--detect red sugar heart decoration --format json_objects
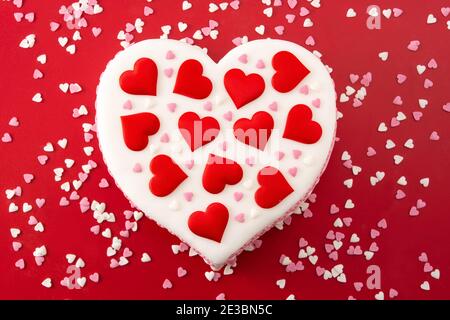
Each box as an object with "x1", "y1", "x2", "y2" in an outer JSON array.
[
  {"x1": 224, "y1": 68, "x2": 265, "y2": 109},
  {"x1": 119, "y1": 58, "x2": 158, "y2": 95},
  {"x1": 255, "y1": 166, "x2": 294, "y2": 209},
  {"x1": 149, "y1": 155, "x2": 187, "y2": 197},
  {"x1": 178, "y1": 112, "x2": 220, "y2": 151},
  {"x1": 203, "y1": 154, "x2": 243, "y2": 194},
  {"x1": 188, "y1": 203, "x2": 229, "y2": 243},
  {"x1": 283, "y1": 104, "x2": 322, "y2": 144},
  {"x1": 174, "y1": 59, "x2": 213, "y2": 99},
  {"x1": 120, "y1": 112, "x2": 160, "y2": 151},
  {"x1": 233, "y1": 111, "x2": 274, "y2": 150},
  {"x1": 272, "y1": 51, "x2": 310, "y2": 93}
]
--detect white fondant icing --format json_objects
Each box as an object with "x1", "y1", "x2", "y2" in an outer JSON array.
[{"x1": 96, "y1": 39, "x2": 337, "y2": 268}]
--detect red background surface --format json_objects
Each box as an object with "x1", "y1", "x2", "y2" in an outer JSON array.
[{"x1": 0, "y1": 0, "x2": 449, "y2": 299}]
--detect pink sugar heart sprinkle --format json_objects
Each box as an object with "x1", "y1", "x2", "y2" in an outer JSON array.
[
  {"x1": 184, "y1": 160, "x2": 194, "y2": 170},
  {"x1": 90, "y1": 225, "x2": 100, "y2": 235},
  {"x1": 325, "y1": 243, "x2": 334, "y2": 253},
  {"x1": 369, "y1": 242, "x2": 379, "y2": 252},
  {"x1": 15, "y1": 259, "x2": 25, "y2": 269},
  {"x1": 238, "y1": 54, "x2": 248, "y2": 64},
  {"x1": 203, "y1": 101, "x2": 213, "y2": 111},
  {"x1": 343, "y1": 217, "x2": 352, "y2": 226},
  {"x1": 110, "y1": 259, "x2": 119, "y2": 269},
  {"x1": 299, "y1": 238, "x2": 308, "y2": 248},
  {"x1": 14, "y1": 12, "x2": 24, "y2": 22},
  {"x1": 50, "y1": 21, "x2": 60, "y2": 31},
  {"x1": 28, "y1": 216, "x2": 38, "y2": 225},
  {"x1": 235, "y1": 213, "x2": 245, "y2": 223},
  {"x1": 418, "y1": 252, "x2": 428, "y2": 262},
  {"x1": 424, "y1": 79, "x2": 433, "y2": 89},
  {"x1": 288, "y1": 167, "x2": 298, "y2": 177},
  {"x1": 162, "y1": 279, "x2": 172, "y2": 289},
  {"x1": 274, "y1": 25, "x2": 285, "y2": 35},
  {"x1": 256, "y1": 59, "x2": 265, "y2": 69},
  {"x1": 230, "y1": 0, "x2": 240, "y2": 10},
  {"x1": 179, "y1": 243, "x2": 189, "y2": 252},
  {"x1": 133, "y1": 163, "x2": 142, "y2": 173},
  {"x1": 69, "y1": 191, "x2": 80, "y2": 200},
  {"x1": 412, "y1": 111, "x2": 423, "y2": 121},
  {"x1": 303, "y1": 209, "x2": 313, "y2": 218},
  {"x1": 144, "y1": 6, "x2": 153, "y2": 16},
  {"x1": 164, "y1": 68, "x2": 174, "y2": 77},
  {"x1": 167, "y1": 102, "x2": 177, "y2": 112},
  {"x1": 316, "y1": 266, "x2": 325, "y2": 277},
  {"x1": 326, "y1": 230, "x2": 335, "y2": 240},
  {"x1": 397, "y1": 74, "x2": 407, "y2": 84},
  {"x1": 233, "y1": 192, "x2": 243, "y2": 201},
  {"x1": 416, "y1": 199, "x2": 427, "y2": 209},
  {"x1": 177, "y1": 267, "x2": 187, "y2": 277},
  {"x1": 209, "y1": 19, "x2": 219, "y2": 29},
  {"x1": 223, "y1": 111, "x2": 233, "y2": 121},
  {"x1": 377, "y1": 218, "x2": 388, "y2": 229},
  {"x1": 286, "y1": 263, "x2": 297, "y2": 272},
  {"x1": 299, "y1": 7, "x2": 309, "y2": 16},
  {"x1": 92, "y1": 27, "x2": 102, "y2": 37},
  {"x1": 395, "y1": 189, "x2": 406, "y2": 200},
  {"x1": 122, "y1": 100, "x2": 132, "y2": 110},
  {"x1": 424, "y1": 263, "x2": 433, "y2": 273},
  {"x1": 305, "y1": 36, "x2": 315, "y2": 46},
  {"x1": 407, "y1": 40, "x2": 420, "y2": 51},
  {"x1": 330, "y1": 204, "x2": 339, "y2": 214},
  {"x1": 285, "y1": 14, "x2": 296, "y2": 23},
  {"x1": 389, "y1": 289, "x2": 399, "y2": 298},
  {"x1": 299, "y1": 85, "x2": 309, "y2": 94},
  {"x1": 393, "y1": 8, "x2": 403, "y2": 17},
  {"x1": 124, "y1": 210, "x2": 134, "y2": 220},
  {"x1": 429, "y1": 131, "x2": 440, "y2": 141},
  {"x1": 367, "y1": 147, "x2": 377, "y2": 157},
  {"x1": 354, "y1": 282, "x2": 364, "y2": 292},
  {"x1": 33, "y1": 69, "x2": 43, "y2": 79},
  {"x1": 393, "y1": 96, "x2": 403, "y2": 105},
  {"x1": 441, "y1": 7, "x2": 450, "y2": 17},
  {"x1": 23, "y1": 173, "x2": 34, "y2": 183},
  {"x1": 160, "y1": 133, "x2": 170, "y2": 143},
  {"x1": 89, "y1": 273, "x2": 99, "y2": 283},
  {"x1": 391, "y1": 117, "x2": 400, "y2": 127},
  {"x1": 370, "y1": 229, "x2": 380, "y2": 239},
  {"x1": 166, "y1": 50, "x2": 175, "y2": 60},
  {"x1": 183, "y1": 192, "x2": 193, "y2": 202},
  {"x1": 12, "y1": 241, "x2": 22, "y2": 251},
  {"x1": 409, "y1": 206, "x2": 420, "y2": 216},
  {"x1": 329, "y1": 251, "x2": 338, "y2": 261},
  {"x1": 335, "y1": 231, "x2": 345, "y2": 241},
  {"x1": 427, "y1": 58, "x2": 438, "y2": 69},
  {"x1": 268, "y1": 101, "x2": 278, "y2": 111},
  {"x1": 59, "y1": 197, "x2": 69, "y2": 206},
  {"x1": 35, "y1": 256, "x2": 45, "y2": 266},
  {"x1": 2, "y1": 133, "x2": 12, "y2": 143},
  {"x1": 99, "y1": 178, "x2": 109, "y2": 188},
  {"x1": 442, "y1": 103, "x2": 450, "y2": 112},
  {"x1": 119, "y1": 230, "x2": 129, "y2": 238},
  {"x1": 312, "y1": 98, "x2": 321, "y2": 108},
  {"x1": 35, "y1": 198, "x2": 45, "y2": 208},
  {"x1": 292, "y1": 149, "x2": 302, "y2": 159},
  {"x1": 201, "y1": 27, "x2": 211, "y2": 36},
  {"x1": 350, "y1": 74, "x2": 359, "y2": 83},
  {"x1": 275, "y1": 151, "x2": 285, "y2": 160},
  {"x1": 9, "y1": 117, "x2": 19, "y2": 126},
  {"x1": 123, "y1": 248, "x2": 133, "y2": 258}
]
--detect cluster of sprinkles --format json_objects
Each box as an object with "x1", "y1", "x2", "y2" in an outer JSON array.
[{"x1": 2, "y1": 0, "x2": 448, "y2": 300}]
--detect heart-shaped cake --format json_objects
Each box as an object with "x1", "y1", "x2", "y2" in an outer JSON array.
[{"x1": 96, "y1": 39, "x2": 337, "y2": 268}]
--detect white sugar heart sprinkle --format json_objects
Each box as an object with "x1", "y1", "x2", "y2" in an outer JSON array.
[{"x1": 41, "y1": 278, "x2": 52, "y2": 288}]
